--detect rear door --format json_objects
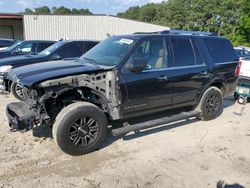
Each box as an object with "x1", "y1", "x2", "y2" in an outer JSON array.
[{"x1": 168, "y1": 36, "x2": 210, "y2": 107}]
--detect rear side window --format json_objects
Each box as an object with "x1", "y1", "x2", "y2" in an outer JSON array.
[
  {"x1": 57, "y1": 43, "x2": 83, "y2": 58},
  {"x1": 170, "y1": 38, "x2": 195, "y2": 67},
  {"x1": 84, "y1": 42, "x2": 98, "y2": 53},
  {"x1": 37, "y1": 42, "x2": 54, "y2": 53},
  {"x1": 203, "y1": 38, "x2": 237, "y2": 64}
]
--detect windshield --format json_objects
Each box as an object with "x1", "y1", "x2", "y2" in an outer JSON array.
[
  {"x1": 80, "y1": 36, "x2": 138, "y2": 66},
  {"x1": 5, "y1": 41, "x2": 23, "y2": 51},
  {"x1": 38, "y1": 41, "x2": 65, "y2": 56}
]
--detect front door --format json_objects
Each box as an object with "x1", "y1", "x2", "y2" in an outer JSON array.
[{"x1": 119, "y1": 37, "x2": 173, "y2": 118}]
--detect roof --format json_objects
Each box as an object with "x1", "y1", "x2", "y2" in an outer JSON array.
[
  {"x1": 0, "y1": 13, "x2": 22, "y2": 19},
  {"x1": 0, "y1": 38, "x2": 15, "y2": 41},
  {"x1": 58, "y1": 39, "x2": 100, "y2": 43}
]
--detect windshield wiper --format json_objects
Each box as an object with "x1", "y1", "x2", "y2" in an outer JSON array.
[{"x1": 81, "y1": 57, "x2": 100, "y2": 68}]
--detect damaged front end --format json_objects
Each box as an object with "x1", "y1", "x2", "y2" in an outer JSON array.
[
  {"x1": 6, "y1": 88, "x2": 46, "y2": 131},
  {"x1": 6, "y1": 70, "x2": 121, "y2": 131}
]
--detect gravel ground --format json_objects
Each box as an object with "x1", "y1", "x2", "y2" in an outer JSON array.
[{"x1": 0, "y1": 94, "x2": 249, "y2": 188}]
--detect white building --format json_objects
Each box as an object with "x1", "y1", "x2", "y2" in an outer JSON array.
[{"x1": 0, "y1": 14, "x2": 169, "y2": 40}]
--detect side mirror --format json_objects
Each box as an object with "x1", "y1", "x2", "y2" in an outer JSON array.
[
  {"x1": 51, "y1": 54, "x2": 62, "y2": 60},
  {"x1": 127, "y1": 58, "x2": 147, "y2": 72}
]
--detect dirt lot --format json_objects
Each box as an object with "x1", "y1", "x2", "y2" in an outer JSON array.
[{"x1": 0, "y1": 94, "x2": 249, "y2": 188}]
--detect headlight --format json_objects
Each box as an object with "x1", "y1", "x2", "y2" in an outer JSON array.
[{"x1": 0, "y1": 65, "x2": 12, "y2": 73}]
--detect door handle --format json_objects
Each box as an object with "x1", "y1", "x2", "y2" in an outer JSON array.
[{"x1": 158, "y1": 75, "x2": 168, "y2": 82}]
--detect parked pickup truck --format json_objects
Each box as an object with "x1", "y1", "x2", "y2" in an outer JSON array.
[
  {"x1": 6, "y1": 30, "x2": 239, "y2": 156},
  {"x1": 0, "y1": 40, "x2": 99, "y2": 100}
]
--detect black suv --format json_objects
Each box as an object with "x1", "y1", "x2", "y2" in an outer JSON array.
[
  {"x1": 0, "y1": 40, "x2": 99, "y2": 99},
  {"x1": 0, "y1": 40, "x2": 55, "y2": 59},
  {"x1": 6, "y1": 30, "x2": 239, "y2": 156}
]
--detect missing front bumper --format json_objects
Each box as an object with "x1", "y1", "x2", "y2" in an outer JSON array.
[{"x1": 6, "y1": 102, "x2": 38, "y2": 131}]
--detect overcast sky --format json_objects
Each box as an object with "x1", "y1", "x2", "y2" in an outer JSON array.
[{"x1": 0, "y1": 0, "x2": 164, "y2": 15}]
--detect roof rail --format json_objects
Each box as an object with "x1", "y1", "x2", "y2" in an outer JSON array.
[
  {"x1": 133, "y1": 31, "x2": 160, "y2": 35},
  {"x1": 166, "y1": 30, "x2": 217, "y2": 36},
  {"x1": 133, "y1": 30, "x2": 217, "y2": 36}
]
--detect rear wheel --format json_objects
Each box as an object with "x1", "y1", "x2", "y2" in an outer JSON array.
[
  {"x1": 196, "y1": 87, "x2": 223, "y2": 121},
  {"x1": 237, "y1": 96, "x2": 247, "y2": 105},
  {"x1": 52, "y1": 102, "x2": 108, "y2": 156},
  {"x1": 10, "y1": 82, "x2": 24, "y2": 101}
]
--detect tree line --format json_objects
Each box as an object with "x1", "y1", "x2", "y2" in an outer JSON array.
[
  {"x1": 117, "y1": 0, "x2": 250, "y2": 46},
  {"x1": 24, "y1": 6, "x2": 92, "y2": 15},
  {"x1": 23, "y1": 1, "x2": 250, "y2": 46}
]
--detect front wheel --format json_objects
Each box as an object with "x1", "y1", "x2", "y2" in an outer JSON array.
[
  {"x1": 10, "y1": 82, "x2": 24, "y2": 101},
  {"x1": 52, "y1": 102, "x2": 108, "y2": 156},
  {"x1": 196, "y1": 87, "x2": 223, "y2": 121}
]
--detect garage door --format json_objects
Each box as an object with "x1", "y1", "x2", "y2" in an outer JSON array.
[{"x1": 0, "y1": 26, "x2": 13, "y2": 39}]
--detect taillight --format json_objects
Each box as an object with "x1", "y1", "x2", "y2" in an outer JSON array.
[{"x1": 235, "y1": 61, "x2": 242, "y2": 76}]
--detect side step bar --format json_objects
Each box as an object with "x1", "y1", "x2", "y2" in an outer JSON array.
[{"x1": 111, "y1": 110, "x2": 200, "y2": 137}]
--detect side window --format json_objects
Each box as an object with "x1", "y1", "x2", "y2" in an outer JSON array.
[
  {"x1": 56, "y1": 43, "x2": 83, "y2": 58},
  {"x1": 170, "y1": 38, "x2": 195, "y2": 67},
  {"x1": 15, "y1": 42, "x2": 34, "y2": 54},
  {"x1": 37, "y1": 43, "x2": 53, "y2": 53},
  {"x1": 84, "y1": 42, "x2": 98, "y2": 53},
  {"x1": 192, "y1": 40, "x2": 204, "y2": 65},
  {"x1": 132, "y1": 38, "x2": 166, "y2": 69},
  {"x1": 204, "y1": 38, "x2": 238, "y2": 64},
  {"x1": 0, "y1": 40, "x2": 13, "y2": 47}
]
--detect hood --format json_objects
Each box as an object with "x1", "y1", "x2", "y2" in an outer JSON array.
[
  {"x1": 0, "y1": 51, "x2": 11, "y2": 59},
  {"x1": 0, "y1": 54, "x2": 45, "y2": 66},
  {"x1": 7, "y1": 60, "x2": 109, "y2": 87}
]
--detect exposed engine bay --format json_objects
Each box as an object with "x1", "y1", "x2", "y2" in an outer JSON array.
[{"x1": 7, "y1": 70, "x2": 122, "y2": 131}]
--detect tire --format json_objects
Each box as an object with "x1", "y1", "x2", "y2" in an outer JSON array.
[
  {"x1": 52, "y1": 102, "x2": 108, "y2": 156},
  {"x1": 195, "y1": 87, "x2": 223, "y2": 121},
  {"x1": 10, "y1": 82, "x2": 24, "y2": 101},
  {"x1": 237, "y1": 96, "x2": 247, "y2": 105},
  {"x1": 233, "y1": 92, "x2": 239, "y2": 100}
]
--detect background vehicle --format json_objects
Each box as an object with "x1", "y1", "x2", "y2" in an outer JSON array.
[
  {"x1": 0, "y1": 40, "x2": 99, "y2": 100},
  {"x1": 234, "y1": 50, "x2": 250, "y2": 105},
  {"x1": 234, "y1": 47, "x2": 250, "y2": 59},
  {"x1": 0, "y1": 40, "x2": 55, "y2": 59},
  {"x1": 5, "y1": 30, "x2": 239, "y2": 156},
  {"x1": 0, "y1": 38, "x2": 16, "y2": 51}
]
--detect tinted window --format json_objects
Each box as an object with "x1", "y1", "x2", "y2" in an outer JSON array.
[
  {"x1": 84, "y1": 42, "x2": 98, "y2": 53},
  {"x1": 132, "y1": 38, "x2": 166, "y2": 69},
  {"x1": 170, "y1": 38, "x2": 195, "y2": 67},
  {"x1": 204, "y1": 38, "x2": 237, "y2": 64},
  {"x1": 0, "y1": 40, "x2": 13, "y2": 47},
  {"x1": 56, "y1": 43, "x2": 83, "y2": 58},
  {"x1": 192, "y1": 40, "x2": 204, "y2": 65},
  {"x1": 37, "y1": 42, "x2": 54, "y2": 53}
]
